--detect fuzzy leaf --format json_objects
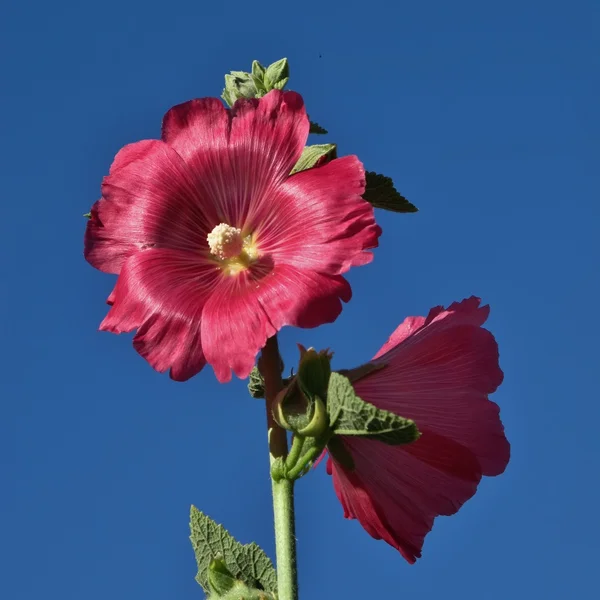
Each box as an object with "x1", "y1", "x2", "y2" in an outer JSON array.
[
  {"x1": 327, "y1": 373, "x2": 420, "y2": 445},
  {"x1": 308, "y1": 120, "x2": 328, "y2": 134},
  {"x1": 190, "y1": 507, "x2": 277, "y2": 594},
  {"x1": 210, "y1": 583, "x2": 276, "y2": 600},
  {"x1": 222, "y1": 73, "x2": 258, "y2": 106},
  {"x1": 363, "y1": 171, "x2": 418, "y2": 213},
  {"x1": 272, "y1": 77, "x2": 289, "y2": 90},
  {"x1": 251, "y1": 60, "x2": 266, "y2": 80},
  {"x1": 248, "y1": 367, "x2": 265, "y2": 399},
  {"x1": 264, "y1": 58, "x2": 289, "y2": 89},
  {"x1": 291, "y1": 144, "x2": 336, "y2": 174}
]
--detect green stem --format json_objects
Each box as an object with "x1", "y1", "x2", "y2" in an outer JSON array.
[
  {"x1": 260, "y1": 335, "x2": 299, "y2": 600},
  {"x1": 285, "y1": 444, "x2": 323, "y2": 481},
  {"x1": 284, "y1": 435, "x2": 304, "y2": 471},
  {"x1": 271, "y1": 477, "x2": 297, "y2": 600}
]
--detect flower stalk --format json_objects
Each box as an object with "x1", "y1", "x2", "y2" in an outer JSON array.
[{"x1": 260, "y1": 335, "x2": 299, "y2": 600}]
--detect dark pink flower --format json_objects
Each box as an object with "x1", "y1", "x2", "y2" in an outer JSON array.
[
  {"x1": 326, "y1": 297, "x2": 509, "y2": 563},
  {"x1": 84, "y1": 91, "x2": 381, "y2": 382}
]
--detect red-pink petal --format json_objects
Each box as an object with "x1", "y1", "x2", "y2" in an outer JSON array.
[
  {"x1": 253, "y1": 155, "x2": 381, "y2": 275},
  {"x1": 201, "y1": 263, "x2": 351, "y2": 382},
  {"x1": 100, "y1": 249, "x2": 221, "y2": 381},
  {"x1": 356, "y1": 297, "x2": 509, "y2": 476},
  {"x1": 84, "y1": 140, "x2": 212, "y2": 274},
  {"x1": 86, "y1": 92, "x2": 382, "y2": 381},
  {"x1": 162, "y1": 91, "x2": 308, "y2": 228},
  {"x1": 329, "y1": 433, "x2": 482, "y2": 563}
]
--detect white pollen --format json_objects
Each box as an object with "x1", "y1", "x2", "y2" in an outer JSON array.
[{"x1": 207, "y1": 223, "x2": 244, "y2": 260}]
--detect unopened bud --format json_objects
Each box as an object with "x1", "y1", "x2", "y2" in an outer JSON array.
[{"x1": 297, "y1": 344, "x2": 332, "y2": 401}]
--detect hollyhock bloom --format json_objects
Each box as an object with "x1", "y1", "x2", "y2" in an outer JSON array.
[
  {"x1": 327, "y1": 297, "x2": 510, "y2": 563},
  {"x1": 84, "y1": 90, "x2": 380, "y2": 382}
]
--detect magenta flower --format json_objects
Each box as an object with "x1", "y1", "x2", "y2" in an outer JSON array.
[
  {"x1": 327, "y1": 297, "x2": 510, "y2": 563},
  {"x1": 84, "y1": 90, "x2": 381, "y2": 382}
]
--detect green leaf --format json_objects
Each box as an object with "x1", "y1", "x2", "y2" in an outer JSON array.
[
  {"x1": 264, "y1": 58, "x2": 289, "y2": 90},
  {"x1": 363, "y1": 171, "x2": 418, "y2": 213},
  {"x1": 308, "y1": 120, "x2": 328, "y2": 134},
  {"x1": 248, "y1": 367, "x2": 265, "y2": 399},
  {"x1": 210, "y1": 583, "x2": 276, "y2": 600},
  {"x1": 190, "y1": 506, "x2": 277, "y2": 595},
  {"x1": 272, "y1": 76, "x2": 289, "y2": 90},
  {"x1": 251, "y1": 60, "x2": 266, "y2": 80},
  {"x1": 221, "y1": 72, "x2": 258, "y2": 107},
  {"x1": 326, "y1": 373, "x2": 420, "y2": 445},
  {"x1": 290, "y1": 143, "x2": 336, "y2": 174}
]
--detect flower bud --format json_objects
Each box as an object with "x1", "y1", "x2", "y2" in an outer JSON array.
[
  {"x1": 297, "y1": 344, "x2": 332, "y2": 401},
  {"x1": 274, "y1": 379, "x2": 330, "y2": 440}
]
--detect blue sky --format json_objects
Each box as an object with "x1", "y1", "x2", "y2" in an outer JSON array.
[{"x1": 1, "y1": 1, "x2": 598, "y2": 598}]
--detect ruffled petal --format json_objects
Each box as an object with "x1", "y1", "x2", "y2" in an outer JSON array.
[
  {"x1": 252, "y1": 155, "x2": 381, "y2": 275},
  {"x1": 355, "y1": 297, "x2": 509, "y2": 476},
  {"x1": 329, "y1": 433, "x2": 482, "y2": 563},
  {"x1": 100, "y1": 249, "x2": 221, "y2": 381},
  {"x1": 162, "y1": 91, "x2": 309, "y2": 228},
  {"x1": 201, "y1": 263, "x2": 351, "y2": 382},
  {"x1": 84, "y1": 140, "x2": 212, "y2": 274}
]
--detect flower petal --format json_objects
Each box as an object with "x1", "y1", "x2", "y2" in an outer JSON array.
[
  {"x1": 84, "y1": 140, "x2": 212, "y2": 274},
  {"x1": 329, "y1": 433, "x2": 482, "y2": 563},
  {"x1": 100, "y1": 249, "x2": 221, "y2": 381},
  {"x1": 201, "y1": 264, "x2": 351, "y2": 382},
  {"x1": 162, "y1": 91, "x2": 309, "y2": 228},
  {"x1": 355, "y1": 297, "x2": 509, "y2": 476},
  {"x1": 252, "y1": 155, "x2": 380, "y2": 275}
]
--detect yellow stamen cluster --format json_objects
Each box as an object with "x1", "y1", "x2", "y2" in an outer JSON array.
[{"x1": 207, "y1": 223, "x2": 259, "y2": 275}]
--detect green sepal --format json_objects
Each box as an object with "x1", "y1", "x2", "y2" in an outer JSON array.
[
  {"x1": 296, "y1": 345, "x2": 332, "y2": 401},
  {"x1": 251, "y1": 60, "x2": 266, "y2": 81},
  {"x1": 291, "y1": 144, "x2": 337, "y2": 175},
  {"x1": 208, "y1": 556, "x2": 237, "y2": 596},
  {"x1": 222, "y1": 72, "x2": 258, "y2": 107},
  {"x1": 248, "y1": 367, "x2": 265, "y2": 399},
  {"x1": 83, "y1": 212, "x2": 91, "y2": 219},
  {"x1": 273, "y1": 379, "x2": 311, "y2": 433},
  {"x1": 308, "y1": 120, "x2": 328, "y2": 134},
  {"x1": 190, "y1": 506, "x2": 277, "y2": 595},
  {"x1": 222, "y1": 58, "x2": 289, "y2": 107},
  {"x1": 296, "y1": 395, "x2": 328, "y2": 437},
  {"x1": 274, "y1": 376, "x2": 330, "y2": 440},
  {"x1": 208, "y1": 559, "x2": 276, "y2": 600},
  {"x1": 363, "y1": 171, "x2": 418, "y2": 213},
  {"x1": 326, "y1": 372, "x2": 420, "y2": 445},
  {"x1": 209, "y1": 582, "x2": 276, "y2": 600},
  {"x1": 264, "y1": 58, "x2": 289, "y2": 91}
]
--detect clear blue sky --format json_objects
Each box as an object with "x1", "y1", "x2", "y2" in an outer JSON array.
[{"x1": 1, "y1": 1, "x2": 598, "y2": 598}]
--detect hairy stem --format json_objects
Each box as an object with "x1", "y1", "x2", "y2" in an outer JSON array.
[{"x1": 260, "y1": 335, "x2": 298, "y2": 600}]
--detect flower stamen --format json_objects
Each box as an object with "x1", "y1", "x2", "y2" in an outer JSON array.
[{"x1": 207, "y1": 223, "x2": 258, "y2": 275}]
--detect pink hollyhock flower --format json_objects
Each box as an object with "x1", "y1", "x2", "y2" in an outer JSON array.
[
  {"x1": 327, "y1": 297, "x2": 510, "y2": 563},
  {"x1": 84, "y1": 90, "x2": 380, "y2": 382}
]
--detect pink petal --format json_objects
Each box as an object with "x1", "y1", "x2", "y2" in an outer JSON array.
[
  {"x1": 84, "y1": 140, "x2": 212, "y2": 274},
  {"x1": 201, "y1": 263, "x2": 351, "y2": 382},
  {"x1": 100, "y1": 249, "x2": 221, "y2": 381},
  {"x1": 329, "y1": 433, "x2": 482, "y2": 563},
  {"x1": 355, "y1": 297, "x2": 509, "y2": 476},
  {"x1": 162, "y1": 90, "x2": 309, "y2": 228},
  {"x1": 254, "y1": 155, "x2": 381, "y2": 275}
]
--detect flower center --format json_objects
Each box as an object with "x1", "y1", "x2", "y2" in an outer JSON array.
[
  {"x1": 207, "y1": 223, "x2": 258, "y2": 274},
  {"x1": 207, "y1": 223, "x2": 244, "y2": 259}
]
